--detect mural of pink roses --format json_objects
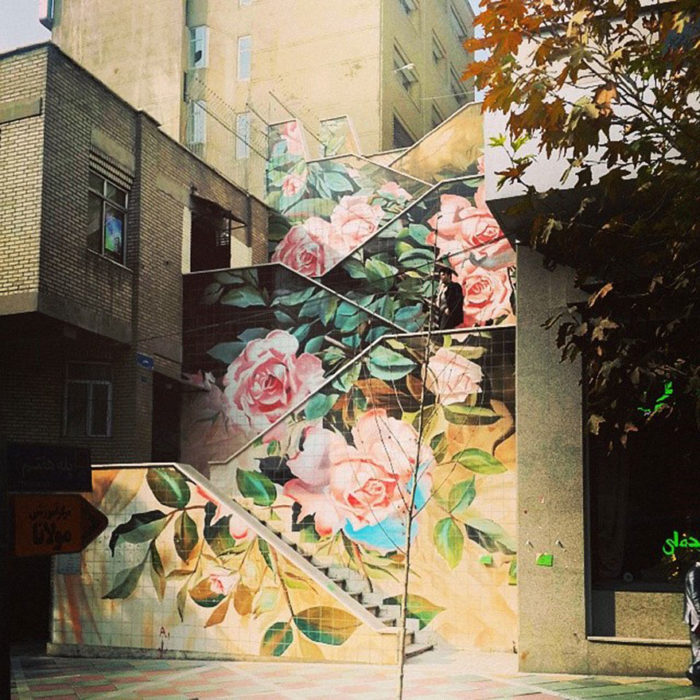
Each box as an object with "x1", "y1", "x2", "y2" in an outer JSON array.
[
  {"x1": 281, "y1": 172, "x2": 306, "y2": 198},
  {"x1": 329, "y1": 195, "x2": 385, "y2": 251},
  {"x1": 426, "y1": 347, "x2": 483, "y2": 404},
  {"x1": 195, "y1": 485, "x2": 250, "y2": 540},
  {"x1": 283, "y1": 410, "x2": 433, "y2": 549},
  {"x1": 271, "y1": 218, "x2": 341, "y2": 277},
  {"x1": 457, "y1": 264, "x2": 513, "y2": 328},
  {"x1": 278, "y1": 121, "x2": 305, "y2": 156},
  {"x1": 427, "y1": 194, "x2": 515, "y2": 270},
  {"x1": 378, "y1": 181, "x2": 412, "y2": 202},
  {"x1": 207, "y1": 567, "x2": 238, "y2": 596},
  {"x1": 224, "y1": 330, "x2": 324, "y2": 434}
]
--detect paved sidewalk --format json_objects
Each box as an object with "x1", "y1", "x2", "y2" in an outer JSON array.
[{"x1": 10, "y1": 647, "x2": 700, "y2": 699}]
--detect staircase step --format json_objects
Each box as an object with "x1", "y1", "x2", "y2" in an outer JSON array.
[
  {"x1": 378, "y1": 604, "x2": 401, "y2": 619},
  {"x1": 360, "y1": 592, "x2": 384, "y2": 606},
  {"x1": 404, "y1": 641, "x2": 434, "y2": 660},
  {"x1": 326, "y1": 565, "x2": 362, "y2": 581}
]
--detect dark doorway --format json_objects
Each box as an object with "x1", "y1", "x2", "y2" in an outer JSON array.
[
  {"x1": 190, "y1": 197, "x2": 236, "y2": 272},
  {"x1": 9, "y1": 554, "x2": 51, "y2": 645},
  {"x1": 151, "y1": 373, "x2": 181, "y2": 462}
]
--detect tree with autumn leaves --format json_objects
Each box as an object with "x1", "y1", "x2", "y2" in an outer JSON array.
[{"x1": 465, "y1": 0, "x2": 699, "y2": 449}]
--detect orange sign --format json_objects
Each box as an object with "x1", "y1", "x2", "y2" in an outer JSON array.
[{"x1": 12, "y1": 494, "x2": 108, "y2": 557}]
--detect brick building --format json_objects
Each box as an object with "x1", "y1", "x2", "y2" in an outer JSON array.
[{"x1": 0, "y1": 42, "x2": 269, "y2": 467}]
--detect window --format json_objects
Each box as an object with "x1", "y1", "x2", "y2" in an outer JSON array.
[
  {"x1": 449, "y1": 5, "x2": 469, "y2": 42},
  {"x1": 236, "y1": 112, "x2": 251, "y2": 159},
  {"x1": 187, "y1": 100, "x2": 206, "y2": 144},
  {"x1": 392, "y1": 115, "x2": 415, "y2": 149},
  {"x1": 189, "y1": 26, "x2": 208, "y2": 68},
  {"x1": 238, "y1": 35, "x2": 252, "y2": 80},
  {"x1": 450, "y1": 67, "x2": 468, "y2": 106},
  {"x1": 39, "y1": 0, "x2": 55, "y2": 28},
  {"x1": 432, "y1": 35, "x2": 446, "y2": 65},
  {"x1": 398, "y1": 0, "x2": 417, "y2": 15},
  {"x1": 88, "y1": 171, "x2": 128, "y2": 264},
  {"x1": 239, "y1": 0, "x2": 253, "y2": 5},
  {"x1": 393, "y1": 45, "x2": 418, "y2": 94},
  {"x1": 64, "y1": 363, "x2": 112, "y2": 437},
  {"x1": 431, "y1": 104, "x2": 444, "y2": 129}
]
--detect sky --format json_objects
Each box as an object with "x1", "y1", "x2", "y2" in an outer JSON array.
[{"x1": 1, "y1": 0, "x2": 52, "y2": 53}]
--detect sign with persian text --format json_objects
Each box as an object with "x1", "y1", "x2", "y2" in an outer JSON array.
[{"x1": 7, "y1": 442, "x2": 91, "y2": 493}]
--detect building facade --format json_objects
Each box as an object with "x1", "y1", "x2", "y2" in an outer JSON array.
[{"x1": 44, "y1": 0, "x2": 474, "y2": 197}]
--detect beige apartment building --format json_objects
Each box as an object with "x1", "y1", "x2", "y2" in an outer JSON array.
[{"x1": 44, "y1": 0, "x2": 474, "y2": 197}]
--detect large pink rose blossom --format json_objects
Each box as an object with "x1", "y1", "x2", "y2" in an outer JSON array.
[
  {"x1": 281, "y1": 172, "x2": 306, "y2": 198},
  {"x1": 378, "y1": 182, "x2": 412, "y2": 202},
  {"x1": 283, "y1": 410, "x2": 434, "y2": 538},
  {"x1": 224, "y1": 330, "x2": 324, "y2": 434},
  {"x1": 426, "y1": 348, "x2": 483, "y2": 404},
  {"x1": 279, "y1": 121, "x2": 304, "y2": 156},
  {"x1": 271, "y1": 218, "x2": 340, "y2": 277},
  {"x1": 207, "y1": 568, "x2": 238, "y2": 596},
  {"x1": 427, "y1": 194, "x2": 515, "y2": 270},
  {"x1": 457, "y1": 264, "x2": 514, "y2": 327},
  {"x1": 329, "y1": 195, "x2": 385, "y2": 251}
]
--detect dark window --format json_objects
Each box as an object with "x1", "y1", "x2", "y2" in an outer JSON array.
[
  {"x1": 88, "y1": 171, "x2": 128, "y2": 264},
  {"x1": 393, "y1": 116, "x2": 415, "y2": 149},
  {"x1": 190, "y1": 197, "x2": 237, "y2": 272},
  {"x1": 64, "y1": 363, "x2": 112, "y2": 437}
]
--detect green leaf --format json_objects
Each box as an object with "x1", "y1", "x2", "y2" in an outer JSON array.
[
  {"x1": 342, "y1": 257, "x2": 368, "y2": 279},
  {"x1": 382, "y1": 594, "x2": 445, "y2": 630},
  {"x1": 433, "y1": 517, "x2": 464, "y2": 569},
  {"x1": 202, "y1": 282, "x2": 223, "y2": 305},
  {"x1": 214, "y1": 271, "x2": 246, "y2": 285},
  {"x1": 465, "y1": 518, "x2": 506, "y2": 538},
  {"x1": 221, "y1": 286, "x2": 266, "y2": 308},
  {"x1": 394, "y1": 303, "x2": 424, "y2": 331},
  {"x1": 239, "y1": 327, "x2": 269, "y2": 342},
  {"x1": 284, "y1": 198, "x2": 337, "y2": 220},
  {"x1": 149, "y1": 543, "x2": 166, "y2": 601},
  {"x1": 174, "y1": 511, "x2": 199, "y2": 563},
  {"x1": 304, "y1": 335, "x2": 325, "y2": 354},
  {"x1": 453, "y1": 448, "x2": 507, "y2": 474},
  {"x1": 109, "y1": 510, "x2": 169, "y2": 555},
  {"x1": 332, "y1": 361, "x2": 361, "y2": 393},
  {"x1": 448, "y1": 478, "x2": 476, "y2": 517},
  {"x1": 430, "y1": 432, "x2": 448, "y2": 463},
  {"x1": 443, "y1": 404, "x2": 501, "y2": 426},
  {"x1": 261, "y1": 621, "x2": 294, "y2": 657},
  {"x1": 207, "y1": 341, "x2": 246, "y2": 364},
  {"x1": 304, "y1": 392, "x2": 339, "y2": 420},
  {"x1": 398, "y1": 223, "x2": 430, "y2": 245},
  {"x1": 147, "y1": 467, "x2": 191, "y2": 508},
  {"x1": 102, "y1": 560, "x2": 146, "y2": 599},
  {"x1": 365, "y1": 258, "x2": 397, "y2": 292},
  {"x1": 333, "y1": 301, "x2": 368, "y2": 332},
  {"x1": 176, "y1": 580, "x2": 189, "y2": 620},
  {"x1": 398, "y1": 246, "x2": 434, "y2": 271},
  {"x1": 508, "y1": 557, "x2": 518, "y2": 585},
  {"x1": 272, "y1": 287, "x2": 315, "y2": 307},
  {"x1": 323, "y1": 171, "x2": 354, "y2": 192},
  {"x1": 258, "y1": 538, "x2": 275, "y2": 572},
  {"x1": 300, "y1": 294, "x2": 338, "y2": 325},
  {"x1": 368, "y1": 345, "x2": 416, "y2": 381},
  {"x1": 236, "y1": 469, "x2": 277, "y2": 506},
  {"x1": 203, "y1": 502, "x2": 237, "y2": 556},
  {"x1": 293, "y1": 606, "x2": 361, "y2": 646}
]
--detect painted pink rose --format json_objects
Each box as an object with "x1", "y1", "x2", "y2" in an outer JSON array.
[
  {"x1": 457, "y1": 264, "x2": 513, "y2": 327},
  {"x1": 207, "y1": 567, "x2": 238, "y2": 596},
  {"x1": 224, "y1": 330, "x2": 324, "y2": 434},
  {"x1": 427, "y1": 194, "x2": 514, "y2": 270},
  {"x1": 329, "y1": 195, "x2": 385, "y2": 251},
  {"x1": 378, "y1": 181, "x2": 412, "y2": 202},
  {"x1": 281, "y1": 172, "x2": 306, "y2": 198},
  {"x1": 283, "y1": 410, "x2": 434, "y2": 538},
  {"x1": 271, "y1": 218, "x2": 340, "y2": 277},
  {"x1": 426, "y1": 348, "x2": 482, "y2": 405},
  {"x1": 279, "y1": 121, "x2": 304, "y2": 156}
]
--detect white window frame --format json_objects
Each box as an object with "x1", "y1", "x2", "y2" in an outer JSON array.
[
  {"x1": 88, "y1": 171, "x2": 128, "y2": 265},
  {"x1": 432, "y1": 34, "x2": 446, "y2": 65},
  {"x1": 236, "y1": 112, "x2": 251, "y2": 159},
  {"x1": 188, "y1": 100, "x2": 206, "y2": 144},
  {"x1": 450, "y1": 5, "x2": 469, "y2": 42},
  {"x1": 189, "y1": 26, "x2": 209, "y2": 69},
  {"x1": 237, "y1": 35, "x2": 252, "y2": 81},
  {"x1": 393, "y1": 45, "x2": 418, "y2": 93},
  {"x1": 63, "y1": 363, "x2": 113, "y2": 438}
]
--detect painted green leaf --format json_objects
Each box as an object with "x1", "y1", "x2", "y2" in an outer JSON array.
[
  {"x1": 202, "y1": 282, "x2": 223, "y2": 305},
  {"x1": 258, "y1": 538, "x2": 275, "y2": 572},
  {"x1": 236, "y1": 469, "x2": 277, "y2": 506},
  {"x1": 304, "y1": 392, "x2": 339, "y2": 420},
  {"x1": 300, "y1": 294, "x2": 338, "y2": 325},
  {"x1": 398, "y1": 247, "x2": 434, "y2": 271},
  {"x1": 272, "y1": 287, "x2": 315, "y2": 307},
  {"x1": 189, "y1": 577, "x2": 226, "y2": 608},
  {"x1": 448, "y1": 478, "x2": 476, "y2": 518},
  {"x1": 324, "y1": 171, "x2": 354, "y2": 192},
  {"x1": 174, "y1": 511, "x2": 199, "y2": 563},
  {"x1": 149, "y1": 542, "x2": 166, "y2": 601},
  {"x1": 466, "y1": 518, "x2": 506, "y2": 538},
  {"x1": 221, "y1": 286, "x2": 266, "y2": 308},
  {"x1": 333, "y1": 301, "x2": 368, "y2": 333},
  {"x1": 367, "y1": 345, "x2": 416, "y2": 381},
  {"x1": 284, "y1": 198, "x2": 337, "y2": 221},
  {"x1": 292, "y1": 322, "x2": 312, "y2": 343},
  {"x1": 207, "y1": 341, "x2": 246, "y2": 364},
  {"x1": 203, "y1": 502, "x2": 237, "y2": 556},
  {"x1": 102, "y1": 560, "x2": 146, "y2": 599},
  {"x1": 433, "y1": 517, "x2": 464, "y2": 569},
  {"x1": 365, "y1": 258, "x2": 397, "y2": 292},
  {"x1": 261, "y1": 621, "x2": 294, "y2": 657},
  {"x1": 108, "y1": 510, "x2": 168, "y2": 555},
  {"x1": 239, "y1": 327, "x2": 269, "y2": 342},
  {"x1": 508, "y1": 557, "x2": 518, "y2": 585},
  {"x1": 214, "y1": 271, "x2": 245, "y2": 285},
  {"x1": 430, "y1": 432, "x2": 448, "y2": 463},
  {"x1": 342, "y1": 257, "x2": 368, "y2": 279},
  {"x1": 176, "y1": 580, "x2": 189, "y2": 621},
  {"x1": 293, "y1": 606, "x2": 361, "y2": 646},
  {"x1": 397, "y1": 223, "x2": 430, "y2": 245},
  {"x1": 394, "y1": 303, "x2": 424, "y2": 331},
  {"x1": 453, "y1": 448, "x2": 507, "y2": 474},
  {"x1": 443, "y1": 404, "x2": 501, "y2": 426},
  {"x1": 449, "y1": 344, "x2": 487, "y2": 360},
  {"x1": 382, "y1": 594, "x2": 446, "y2": 630},
  {"x1": 304, "y1": 335, "x2": 325, "y2": 354},
  {"x1": 147, "y1": 467, "x2": 191, "y2": 508}
]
